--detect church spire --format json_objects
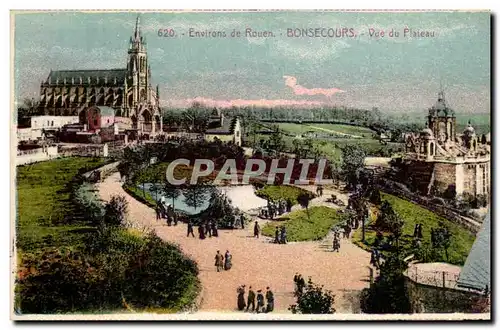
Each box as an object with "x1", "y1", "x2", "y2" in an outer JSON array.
[{"x1": 134, "y1": 14, "x2": 141, "y2": 40}]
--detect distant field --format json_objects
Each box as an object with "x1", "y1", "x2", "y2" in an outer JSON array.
[
  {"x1": 309, "y1": 124, "x2": 375, "y2": 137},
  {"x1": 277, "y1": 123, "x2": 375, "y2": 137}
]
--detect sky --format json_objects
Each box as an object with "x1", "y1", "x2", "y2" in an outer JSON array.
[{"x1": 13, "y1": 11, "x2": 491, "y2": 113}]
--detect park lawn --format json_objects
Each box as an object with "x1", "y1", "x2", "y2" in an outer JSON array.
[
  {"x1": 16, "y1": 157, "x2": 109, "y2": 252},
  {"x1": 255, "y1": 184, "x2": 315, "y2": 204},
  {"x1": 309, "y1": 123, "x2": 375, "y2": 137},
  {"x1": 277, "y1": 123, "x2": 309, "y2": 135},
  {"x1": 352, "y1": 192, "x2": 475, "y2": 265},
  {"x1": 262, "y1": 206, "x2": 346, "y2": 241}
]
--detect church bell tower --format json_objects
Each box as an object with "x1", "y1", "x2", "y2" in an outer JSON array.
[{"x1": 127, "y1": 15, "x2": 149, "y2": 107}]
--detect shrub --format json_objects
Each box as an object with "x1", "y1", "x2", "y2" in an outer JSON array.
[
  {"x1": 289, "y1": 277, "x2": 335, "y2": 314},
  {"x1": 16, "y1": 229, "x2": 200, "y2": 314},
  {"x1": 103, "y1": 195, "x2": 128, "y2": 227}
]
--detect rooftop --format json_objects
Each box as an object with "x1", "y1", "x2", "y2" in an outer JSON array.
[{"x1": 457, "y1": 210, "x2": 491, "y2": 292}]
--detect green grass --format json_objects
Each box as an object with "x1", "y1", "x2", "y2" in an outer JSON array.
[
  {"x1": 352, "y1": 192, "x2": 476, "y2": 265},
  {"x1": 276, "y1": 123, "x2": 376, "y2": 137},
  {"x1": 123, "y1": 183, "x2": 157, "y2": 209},
  {"x1": 255, "y1": 184, "x2": 315, "y2": 204},
  {"x1": 308, "y1": 123, "x2": 375, "y2": 136},
  {"x1": 262, "y1": 206, "x2": 346, "y2": 241},
  {"x1": 16, "y1": 157, "x2": 109, "y2": 252},
  {"x1": 277, "y1": 123, "x2": 309, "y2": 134}
]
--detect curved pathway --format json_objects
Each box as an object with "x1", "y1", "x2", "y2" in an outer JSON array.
[{"x1": 97, "y1": 173, "x2": 371, "y2": 313}]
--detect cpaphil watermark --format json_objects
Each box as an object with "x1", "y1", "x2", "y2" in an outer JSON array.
[{"x1": 165, "y1": 158, "x2": 333, "y2": 186}]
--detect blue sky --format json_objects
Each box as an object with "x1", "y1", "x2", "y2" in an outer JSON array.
[{"x1": 13, "y1": 11, "x2": 490, "y2": 113}]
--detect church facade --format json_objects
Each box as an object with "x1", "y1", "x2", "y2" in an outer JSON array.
[
  {"x1": 401, "y1": 92, "x2": 490, "y2": 199},
  {"x1": 37, "y1": 16, "x2": 162, "y2": 135}
]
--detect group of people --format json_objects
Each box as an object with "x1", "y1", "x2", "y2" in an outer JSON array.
[
  {"x1": 214, "y1": 250, "x2": 232, "y2": 272},
  {"x1": 293, "y1": 273, "x2": 306, "y2": 296},
  {"x1": 273, "y1": 226, "x2": 287, "y2": 244},
  {"x1": 236, "y1": 285, "x2": 274, "y2": 313},
  {"x1": 259, "y1": 199, "x2": 293, "y2": 220},
  {"x1": 155, "y1": 197, "x2": 178, "y2": 226},
  {"x1": 186, "y1": 220, "x2": 220, "y2": 239}
]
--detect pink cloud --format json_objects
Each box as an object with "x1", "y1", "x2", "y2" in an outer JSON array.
[
  {"x1": 283, "y1": 75, "x2": 345, "y2": 98},
  {"x1": 163, "y1": 97, "x2": 325, "y2": 109}
]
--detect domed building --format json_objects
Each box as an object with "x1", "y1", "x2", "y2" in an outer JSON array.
[{"x1": 402, "y1": 91, "x2": 490, "y2": 199}]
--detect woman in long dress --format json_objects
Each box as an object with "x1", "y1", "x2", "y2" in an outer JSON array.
[
  {"x1": 224, "y1": 250, "x2": 232, "y2": 270},
  {"x1": 237, "y1": 285, "x2": 246, "y2": 311}
]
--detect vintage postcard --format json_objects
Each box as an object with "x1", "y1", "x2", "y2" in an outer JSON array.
[{"x1": 11, "y1": 10, "x2": 491, "y2": 320}]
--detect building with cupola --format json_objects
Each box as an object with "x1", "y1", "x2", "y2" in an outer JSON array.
[
  {"x1": 36, "y1": 16, "x2": 162, "y2": 136},
  {"x1": 400, "y1": 91, "x2": 490, "y2": 199}
]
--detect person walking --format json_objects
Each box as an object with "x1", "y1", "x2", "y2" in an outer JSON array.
[
  {"x1": 155, "y1": 203, "x2": 161, "y2": 221},
  {"x1": 206, "y1": 221, "x2": 212, "y2": 238},
  {"x1": 293, "y1": 273, "x2": 300, "y2": 293},
  {"x1": 274, "y1": 226, "x2": 280, "y2": 244},
  {"x1": 265, "y1": 287, "x2": 274, "y2": 312},
  {"x1": 214, "y1": 250, "x2": 224, "y2": 272},
  {"x1": 333, "y1": 236, "x2": 340, "y2": 252},
  {"x1": 297, "y1": 275, "x2": 305, "y2": 295},
  {"x1": 280, "y1": 226, "x2": 287, "y2": 244},
  {"x1": 187, "y1": 220, "x2": 195, "y2": 237},
  {"x1": 237, "y1": 285, "x2": 246, "y2": 311},
  {"x1": 224, "y1": 250, "x2": 232, "y2": 270},
  {"x1": 198, "y1": 225, "x2": 205, "y2": 239},
  {"x1": 246, "y1": 286, "x2": 256, "y2": 312},
  {"x1": 254, "y1": 221, "x2": 260, "y2": 238},
  {"x1": 212, "y1": 221, "x2": 219, "y2": 237},
  {"x1": 256, "y1": 290, "x2": 265, "y2": 313},
  {"x1": 240, "y1": 214, "x2": 245, "y2": 229}
]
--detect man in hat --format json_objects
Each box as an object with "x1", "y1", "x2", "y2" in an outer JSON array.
[
  {"x1": 246, "y1": 286, "x2": 256, "y2": 312},
  {"x1": 265, "y1": 287, "x2": 274, "y2": 312},
  {"x1": 214, "y1": 250, "x2": 224, "y2": 272},
  {"x1": 256, "y1": 289, "x2": 265, "y2": 313}
]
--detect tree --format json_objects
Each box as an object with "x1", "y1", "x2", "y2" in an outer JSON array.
[
  {"x1": 103, "y1": 195, "x2": 128, "y2": 227},
  {"x1": 289, "y1": 277, "x2": 335, "y2": 314},
  {"x1": 183, "y1": 185, "x2": 210, "y2": 212},
  {"x1": 297, "y1": 192, "x2": 312, "y2": 220},
  {"x1": 162, "y1": 183, "x2": 181, "y2": 211},
  {"x1": 340, "y1": 145, "x2": 367, "y2": 190},
  {"x1": 431, "y1": 221, "x2": 452, "y2": 261},
  {"x1": 360, "y1": 252, "x2": 411, "y2": 314},
  {"x1": 17, "y1": 97, "x2": 41, "y2": 127},
  {"x1": 267, "y1": 127, "x2": 285, "y2": 154}
]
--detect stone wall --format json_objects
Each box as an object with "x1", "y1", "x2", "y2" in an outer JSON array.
[
  {"x1": 406, "y1": 277, "x2": 487, "y2": 313},
  {"x1": 433, "y1": 162, "x2": 457, "y2": 195}
]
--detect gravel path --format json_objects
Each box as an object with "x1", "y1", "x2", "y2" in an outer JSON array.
[{"x1": 97, "y1": 173, "x2": 371, "y2": 313}]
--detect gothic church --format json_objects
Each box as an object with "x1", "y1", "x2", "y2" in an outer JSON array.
[{"x1": 37, "y1": 16, "x2": 162, "y2": 134}]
